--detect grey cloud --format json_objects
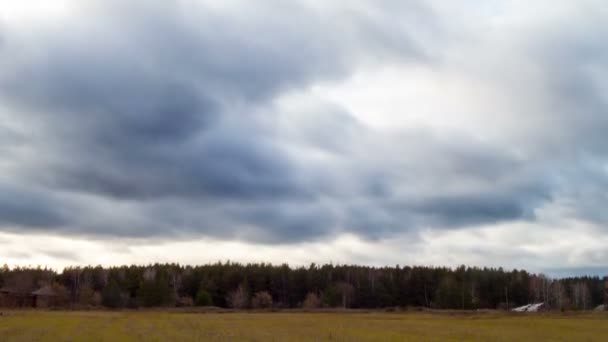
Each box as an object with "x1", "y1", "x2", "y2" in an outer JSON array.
[
  {"x1": 0, "y1": 184, "x2": 67, "y2": 228},
  {"x1": 232, "y1": 202, "x2": 338, "y2": 243},
  {"x1": 0, "y1": 0, "x2": 606, "y2": 247},
  {"x1": 0, "y1": 0, "x2": 438, "y2": 203},
  {"x1": 511, "y1": 13, "x2": 608, "y2": 228},
  {"x1": 410, "y1": 191, "x2": 538, "y2": 227},
  {"x1": 44, "y1": 129, "x2": 305, "y2": 201},
  {"x1": 345, "y1": 182, "x2": 550, "y2": 239}
]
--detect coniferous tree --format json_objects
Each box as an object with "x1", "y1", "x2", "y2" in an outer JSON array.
[{"x1": 101, "y1": 279, "x2": 124, "y2": 309}]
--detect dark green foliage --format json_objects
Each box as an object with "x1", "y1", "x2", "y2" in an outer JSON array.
[
  {"x1": 195, "y1": 289, "x2": 213, "y2": 306},
  {"x1": 101, "y1": 279, "x2": 124, "y2": 308},
  {"x1": 0, "y1": 264, "x2": 6, "y2": 287},
  {"x1": 1, "y1": 262, "x2": 606, "y2": 310},
  {"x1": 323, "y1": 284, "x2": 343, "y2": 308},
  {"x1": 137, "y1": 277, "x2": 174, "y2": 307}
]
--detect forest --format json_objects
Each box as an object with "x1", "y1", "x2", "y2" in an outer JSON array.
[{"x1": 0, "y1": 263, "x2": 606, "y2": 310}]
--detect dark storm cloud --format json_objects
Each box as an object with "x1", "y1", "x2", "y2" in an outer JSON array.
[
  {"x1": 0, "y1": 0, "x2": 606, "y2": 246},
  {"x1": 232, "y1": 202, "x2": 338, "y2": 243},
  {"x1": 0, "y1": 0, "x2": 346, "y2": 202},
  {"x1": 45, "y1": 129, "x2": 305, "y2": 201},
  {"x1": 0, "y1": 185, "x2": 67, "y2": 228},
  {"x1": 344, "y1": 170, "x2": 551, "y2": 238},
  {"x1": 0, "y1": 0, "x2": 442, "y2": 242},
  {"x1": 411, "y1": 191, "x2": 539, "y2": 226}
]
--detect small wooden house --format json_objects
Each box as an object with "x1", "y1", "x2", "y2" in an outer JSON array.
[
  {"x1": 0, "y1": 286, "x2": 34, "y2": 308},
  {"x1": 32, "y1": 286, "x2": 57, "y2": 308}
]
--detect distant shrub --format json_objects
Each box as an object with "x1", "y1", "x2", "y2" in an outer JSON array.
[
  {"x1": 302, "y1": 292, "x2": 321, "y2": 309},
  {"x1": 78, "y1": 286, "x2": 96, "y2": 306},
  {"x1": 177, "y1": 296, "x2": 194, "y2": 307},
  {"x1": 251, "y1": 291, "x2": 273, "y2": 309},
  {"x1": 323, "y1": 282, "x2": 354, "y2": 308},
  {"x1": 92, "y1": 291, "x2": 102, "y2": 306},
  {"x1": 227, "y1": 284, "x2": 249, "y2": 309},
  {"x1": 195, "y1": 289, "x2": 213, "y2": 306},
  {"x1": 137, "y1": 278, "x2": 174, "y2": 307}
]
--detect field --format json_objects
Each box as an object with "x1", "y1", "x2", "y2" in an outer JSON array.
[{"x1": 0, "y1": 310, "x2": 607, "y2": 341}]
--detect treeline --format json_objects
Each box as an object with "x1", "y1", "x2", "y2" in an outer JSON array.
[{"x1": 0, "y1": 263, "x2": 606, "y2": 310}]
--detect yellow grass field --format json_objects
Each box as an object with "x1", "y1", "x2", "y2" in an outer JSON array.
[{"x1": 0, "y1": 310, "x2": 607, "y2": 341}]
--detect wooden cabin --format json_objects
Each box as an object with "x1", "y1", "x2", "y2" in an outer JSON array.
[
  {"x1": 31, "y1": 286, "x2": 57, "y2": 308},
  {"x1": 0, "y1": 286, "x2": 35, "y2": 308}
]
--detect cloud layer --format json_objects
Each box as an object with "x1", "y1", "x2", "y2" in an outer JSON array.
[{"x1": 1, "y1": 0, "x2": 608, "y2": 272}]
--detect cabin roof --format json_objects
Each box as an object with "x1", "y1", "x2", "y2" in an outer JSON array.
[
  {"x1": 0, "y1": 286, "x2": 19, "y2": 294},
  {"x1": 31, "y1": 286, "x2": 56, "y2": 296},
  {"x1": 0, "y1": 286, "x2": 34, "y2": 295}
]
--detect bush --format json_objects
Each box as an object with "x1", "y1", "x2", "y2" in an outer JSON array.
[
  {"x1": 92, "y1": 291, "x2": 102, "y2": 306},
  {"x1": 226, "y1": 284, "x2": 249, "y2": 309},
  {"x1": 302, "y1": 292, "x2": 321, "y2": 309},
  {"x1": 137, "y1": 278, "x2": 174, "y2": 307},
  {"x1": 195, "y1": 289, "x2": 213, "y2": 306},
  {"x1": 78, "y1": 286, "x2": 96, "y2": 306},
  {"x1": 323, "y1": 282, "x2": 354, "y2": 308},
  {"x1": 251, "y1": 291, "x2": 273, "y2": 309},
  {"x1": 177, "y1": 296, "x2": 194, "y2": 307}
]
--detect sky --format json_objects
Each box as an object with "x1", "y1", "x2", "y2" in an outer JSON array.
[{"x1": 0, "y1": 0, "x2": 607, "y2": 277}]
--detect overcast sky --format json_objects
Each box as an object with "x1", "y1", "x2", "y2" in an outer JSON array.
[{"x1": 0, "y1": 1, "x2": 607, "y2": 276}]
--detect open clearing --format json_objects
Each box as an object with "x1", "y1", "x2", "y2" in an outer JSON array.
[{"x1": 0, "y1": 310, "x2": 607, "y2": 341}]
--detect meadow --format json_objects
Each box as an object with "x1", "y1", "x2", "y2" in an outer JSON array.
[{"x1": 0, "y1": 310, "x2": 607, "y2": 341}]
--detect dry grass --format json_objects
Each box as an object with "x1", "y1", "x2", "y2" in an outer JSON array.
[{"x1": 0, "y1": 310, "x2": 607, "y2": 341}]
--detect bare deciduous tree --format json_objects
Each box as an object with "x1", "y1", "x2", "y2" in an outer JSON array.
[
  {"x1": 227, "y1": 283, "x2": 249, "y2": 309},
  {"x1": 302, "y1": 292, "x2": 321, "y2": 309},
  {"x1": 572, "y1": 282, "x2": 590, "y2": 310},
  {"x1": 251, "y1": 291, "x2": 273, "y2": 309}
]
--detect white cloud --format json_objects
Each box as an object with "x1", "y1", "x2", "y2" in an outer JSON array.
[{"x1": 0, "y1": 0, "x2": 73, "y2": 25}]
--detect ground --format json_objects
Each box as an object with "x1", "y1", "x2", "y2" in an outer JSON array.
[{"x1": 0, "y1": 310, "x2": 607, "y2": 341}]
